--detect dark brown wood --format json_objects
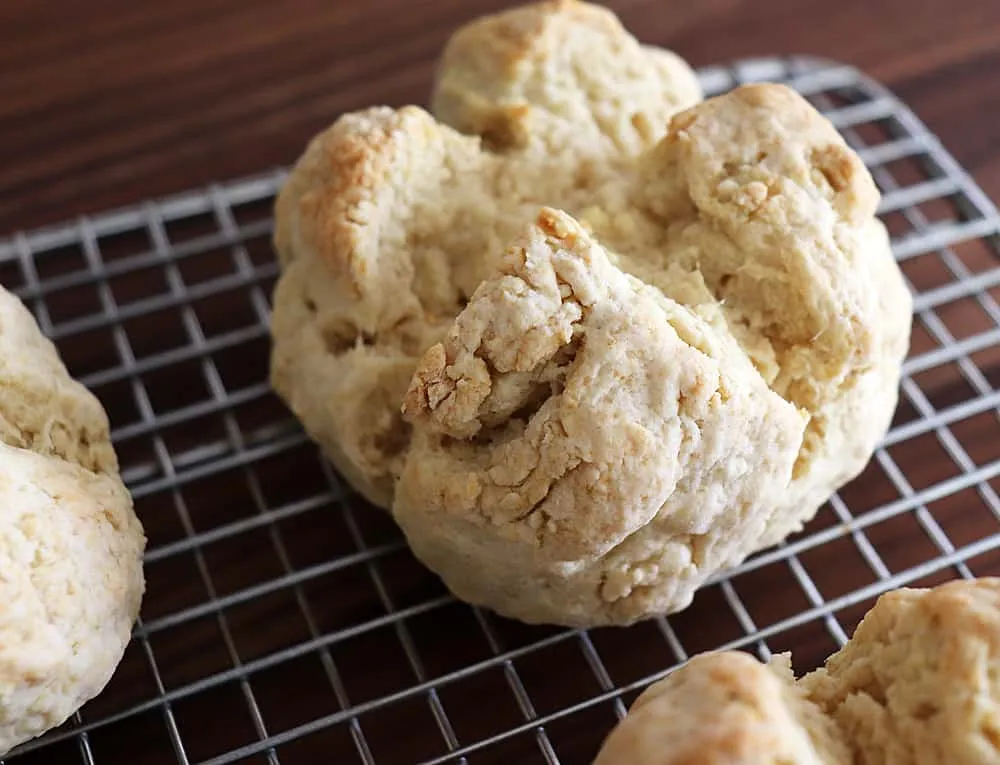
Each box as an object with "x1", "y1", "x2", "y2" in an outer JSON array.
[{"x1": 1, "y1": 0, "x2": 999, "y2": 234}]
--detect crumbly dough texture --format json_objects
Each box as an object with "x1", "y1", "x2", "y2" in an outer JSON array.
[
  {"x1": 0, "y1": 287, "x2": 145, "y2": 754},
  {"x1": 269, "y1": 0, "x2": 912, "y2": 625},
  {"x1": 595, "y1": 578, "x2": 1000, "y2": 765},
  {"x1": 396, "y1": 209, "x2": 806, "y2": 625}
]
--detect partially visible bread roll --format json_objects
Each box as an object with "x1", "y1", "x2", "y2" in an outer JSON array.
[
  {"x1": 431, "y1": 0, "x2": 701, "y2": 156},
  {"x1": 269, "y1": 0, "x2": 912, "y2": 627},
  {"x1": 595, "y1": 578, "x2": 1000, "y2": 765},
  {"x1": 0, "y1": 287, "x2": 145, "y2": 755},
  {"x1": 803, "y1": 578, "x2": 1000, "y2": 765}
]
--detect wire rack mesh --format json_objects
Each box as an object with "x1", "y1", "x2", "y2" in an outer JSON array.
[{"x1": 1, "y1": 55, "x2": 999, "y2": 765}]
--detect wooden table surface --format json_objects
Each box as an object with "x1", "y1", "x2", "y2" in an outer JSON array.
[{"x1": 2, "y1": 0, "x2": 999, "y2": 235}]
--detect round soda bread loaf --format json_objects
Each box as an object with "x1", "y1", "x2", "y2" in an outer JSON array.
[
  {"x1": 269, "y1": 0, "x2": 912, "y2": 626},
  {"x1": 595, "y1": 578, "x2": 1000, "y2": 765},
  {"x1": 270, "y1": 0, "x2": 703, "y2": 511},
  {"x1": 0, "y1": 287, "x2": 145, "y2": 754}
]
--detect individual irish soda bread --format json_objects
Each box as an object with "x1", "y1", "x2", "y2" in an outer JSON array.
[
  {"x1": 0, "y1": 287, "x2": 145, "y2": 754},
  {"x1": 269, "y1": 0, "x2": 912, "y2": 625},
  {"x1": 595, "y1": 578, "x2": 1000, "y2": 765}
]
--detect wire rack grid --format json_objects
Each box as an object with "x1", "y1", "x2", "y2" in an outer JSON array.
[{"x1": 1, "y1": 55, "x2": 999, "y2": 765}]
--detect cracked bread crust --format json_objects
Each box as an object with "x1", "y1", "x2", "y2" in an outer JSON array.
[
  {"x1": 269, "y1": 0, "x2": 912, "y2": 626},
  {"x1": 396, "y1": 209, "x2": 805, "y2": 625},
  {"x1": 595, "y1": 578, "x2": 1000, "y2": 765},
  {"x1": 0, "y1": 288, "x2": 145, "y2": 755}
]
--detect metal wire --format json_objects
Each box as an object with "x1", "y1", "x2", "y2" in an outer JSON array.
[{"x1": 2, "y1": 56, "x2": 999, "y2": 765}]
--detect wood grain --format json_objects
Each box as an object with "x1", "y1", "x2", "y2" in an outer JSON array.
[{"x1": 1, "y1": 0, "x2": 998, "y2": 234}]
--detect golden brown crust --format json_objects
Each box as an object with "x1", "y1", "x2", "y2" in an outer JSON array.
[{"x1": 274, "y1": 107, "x2": 483, "y2": 318}]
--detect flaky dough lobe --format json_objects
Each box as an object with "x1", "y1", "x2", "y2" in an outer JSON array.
[
  {"x1": 396, "y1": 209, "x2": 805, "y2": 625},
  {"x1": 431, "y1": 0, "x2": 701, "y2": 155},
  {"x1": 0, "y1": 288, "x2": 145, "y2": 755}
]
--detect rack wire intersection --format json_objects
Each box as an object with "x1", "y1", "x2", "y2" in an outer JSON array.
[{"x1": 2, "y1": 56, "x2": 999, "y2": 765}]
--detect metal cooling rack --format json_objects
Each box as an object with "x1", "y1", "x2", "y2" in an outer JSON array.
[{"x1": 1, "y1": 56, "x2": 999, "y2": 765}]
